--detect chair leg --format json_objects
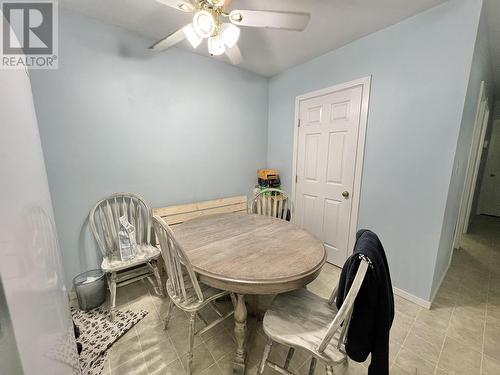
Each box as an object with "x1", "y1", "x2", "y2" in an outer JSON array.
[
  {"x1": 284, "y1": 347, "x2": 295, "y2": 370},
  {"x1": 147, "y1": 260, "x2": 165, "y2": 297},
  {"x1": 308, "y1": 357, "x2": 317, "y2": 375},
  {"x1": 258, "y1": 339, "x2": 273, "y2": 375},
  {"x1": 187, "y1": 312, "x2": 196, "y2": 375},
  {"x1": 151, "y1": 260, "x2": 164, "y2": 297},
  {"x1": 107, "y1": 272, "x2": 117, "y2": 321},
  {"x1": 163, "y1": 298, "x2": 174, "y2": 330}
]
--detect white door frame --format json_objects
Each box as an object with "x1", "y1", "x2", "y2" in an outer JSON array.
[
  {"x1": 291, "y1": 76, "x2": 371, "y2": 257},
  {"x1": 453, "y1": 81, "x2": 489, "y2": 249},
  {"x1": 477, "y1": 119, "x2": 500, "y2": 215}
]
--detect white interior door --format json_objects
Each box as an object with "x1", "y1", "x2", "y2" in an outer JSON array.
[
  {"x1": 294, "y1": 79, "x2": 368, "y2": 266},
  {"x1": 478, "y1": 120, "x2": 500, "y2": 217}
]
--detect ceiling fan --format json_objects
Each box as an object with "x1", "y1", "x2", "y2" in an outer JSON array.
[{"x1": 149, "y1": 0, "x2": 310, "y2": 65}]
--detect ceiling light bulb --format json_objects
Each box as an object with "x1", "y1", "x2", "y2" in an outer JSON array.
[
  {"x1": 220, "y1": 23, "x2": 240, "y2": 48},
  {"x1": 193, "y1": 10, "x2": 215, "y2": 38},
  {"x1": 182, "y1": 24, "x2": 202, "y2": 48},
  {"x1": 208, "y1": 35, "x2": 226, "y2": 56}
]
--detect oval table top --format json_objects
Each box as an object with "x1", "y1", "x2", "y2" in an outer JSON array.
[{"x1": 173, "y1": 212, "x2": 326, "y2": 294}]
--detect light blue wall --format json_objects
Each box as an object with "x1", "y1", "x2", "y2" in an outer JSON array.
[
  {"x1": 30, "y1": 11, "x2": 269, "y2": 288},
  {"x1": 30, "y1": 1, "x2": 489, "y2": 300},
  {"x1": 267, "y1": 0, "x2": 483, "y2": 300},
  {"x1": 434, "y1": 0, "x2": 494, "y2": 295}
]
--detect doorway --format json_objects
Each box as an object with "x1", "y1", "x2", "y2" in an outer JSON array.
[
  {"x1": 477, "y1": 119, "x2": 500, "y2": 216},
  {"x1": 292, "y1": 77, "x2": 370, "y2": 266},
  {"x1": 454, "y1": 81, "x2": 490, "y2": 248}
]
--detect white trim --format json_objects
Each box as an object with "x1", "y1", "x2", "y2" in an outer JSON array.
[
  {"x1": 291, "y1": 76, "x2": 371, "y2": 260},
  {"x1": 464, "y1": 105, "x2": 490, "y2": 228},
  {"x1": 393, "y1": 287, "x2": 432, "y2": 310},
  {"x1": 477, "y1": 119, "x2": 499, "y2": 215},
  {"x1": 468, "y1": 106, "x2": 490, "y2": 216},
  {"x1": 454, "y1": 81, "x2": 489, "y2": 249},
  {"x1": 429, "y1": 251, "x2": 453, "y2": 306}
]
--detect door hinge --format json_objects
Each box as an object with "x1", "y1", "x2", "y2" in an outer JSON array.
[
  {"x1": 295, "y1": 175, "x2": 298, "y2": 183},
  {"x1": 298, "y1": 119, "x2": 301, "y2": 128}
]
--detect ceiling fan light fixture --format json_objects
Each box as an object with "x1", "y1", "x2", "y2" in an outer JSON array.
[
  {"x1": 220, "y1": 23, "x2": 240, "y2": 48},
  {"x1": 193, "y1": 10, "x2": 215, "y2": 38},
  {"x1": 229, "y1": 11, "x2": 243, "y2": 23},
  {"x1": 182, "y1": 24, "x2": 202, "y2": 48},
  {"x1": 208, "y1": 35, "x2": 226, "y2": 56},
  {"x1": 207, "y1": 0, "x2": 224, "y2": 7}
]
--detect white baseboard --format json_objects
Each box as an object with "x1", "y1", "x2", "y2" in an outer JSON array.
[
  {"x1": 393, "y1": 287, "x2": 432, "y2": 309},
  {"x1": 394, "y1": 246, "x2": 454, "y2": 310},
  {"x1": 429, "y1": 250, "x2": 454, "y2": 304}
]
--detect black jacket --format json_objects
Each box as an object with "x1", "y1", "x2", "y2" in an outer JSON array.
[{"x1": 336, "y1": 229, "x2": 394, "y2": 375}]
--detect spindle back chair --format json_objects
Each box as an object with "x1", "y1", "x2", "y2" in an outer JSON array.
[
  {"x1": 153, "y1": 215, "x2": 234, "y2": 375},
  {"x1": 89, "y1": 193, "x2": 163, "y2": 320},
  {"x1": 250, "y1": 188, "x2": 293, "y2": 221},
  {"x1": 257, "y1": 258, "x2": 370, "y2": 375}
]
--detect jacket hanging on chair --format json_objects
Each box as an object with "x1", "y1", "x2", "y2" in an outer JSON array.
[{"x1": 336, "y1": 229, "x2": 394, "y2": 375}]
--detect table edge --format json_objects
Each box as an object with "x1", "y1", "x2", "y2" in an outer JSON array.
[{"x1": 195, "y1": 249, "x2": 327, "y2": 294}]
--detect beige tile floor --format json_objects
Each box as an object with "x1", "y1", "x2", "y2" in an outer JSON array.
[{"x1": 101, "y1": 215, "x2": 500, "y2": 375}]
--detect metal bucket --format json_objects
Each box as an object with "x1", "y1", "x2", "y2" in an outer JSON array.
[{"x1": 73, "y1": 269, "x2": 105, "y2": 311}]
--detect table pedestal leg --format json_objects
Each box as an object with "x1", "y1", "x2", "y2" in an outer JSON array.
[{"x1": 233, "y1": 294, "x2": 247, "y2": 374}]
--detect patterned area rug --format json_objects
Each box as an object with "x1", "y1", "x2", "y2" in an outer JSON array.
[{"x1": 71, "y1": 307, "x2": 148, "y2": 375}]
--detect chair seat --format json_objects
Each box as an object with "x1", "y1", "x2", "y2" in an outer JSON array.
[
  {"x1": 166, "y1": 274, "x2": 229, "y2": 312},
  {"x1": 263, "y1": 288, "x2": 346, "y2": 364},
  {"x1": 101, "y1": 244, "x2": 161, "y2": 272}
]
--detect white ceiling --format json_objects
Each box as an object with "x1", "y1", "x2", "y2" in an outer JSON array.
[{"x1": 61, "y1": 0, "x2": 447, "y2": 77}]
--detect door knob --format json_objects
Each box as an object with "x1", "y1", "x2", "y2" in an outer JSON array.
[
  {"x1": 342, "y1": 191, "x2": 349, "y2": 199},
  {"x1": 490, "y1": 174, "x2": 496, "y2": 177}
]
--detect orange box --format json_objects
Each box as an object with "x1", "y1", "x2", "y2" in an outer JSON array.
[{"x1": 258, "y1": 169, "x2": 279, "y2": 180}]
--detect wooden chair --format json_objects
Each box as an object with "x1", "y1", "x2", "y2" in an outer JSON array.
[
  {"x1": 152, "y1": 215, "x2": 235, "y2": 375},
  {"x1": 153, "y1": 195, "x2": 247, "y2": 226},
  {"x1": 89, "y1": 193, "x2": 163, "y2": 321},
  {"x1": 250, "y1": 188, "x2": 293, "y2": 221},
  {"x1": 257, "y1": 258, "x2": 370, "y2": 375}
]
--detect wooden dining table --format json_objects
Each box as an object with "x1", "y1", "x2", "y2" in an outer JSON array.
[{"x1": 173, "y1": 212, "x2": 326, "y2": 374}]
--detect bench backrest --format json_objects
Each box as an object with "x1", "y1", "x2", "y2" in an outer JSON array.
[{"x1": 153, "y1": 195, "x2": 248, "y2": 226}]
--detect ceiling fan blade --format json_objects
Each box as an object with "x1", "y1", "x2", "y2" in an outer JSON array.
[
  {"x1": 225, "y1": 44, "x2": 243, "y2": 65},
  {"x1": 228, "y1": 10, "x2": 310, "y2": 31},
  {"x1": 149, "y1": 27, "x2": 186, "y2": 51},
  {"x1": 156, "y1": 0, "x2": 195, "y2": 12}
]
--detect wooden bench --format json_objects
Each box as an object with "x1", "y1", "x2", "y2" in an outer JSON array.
[{"x1": 153, "y1": 195, "x2": 248, "y2": 226}]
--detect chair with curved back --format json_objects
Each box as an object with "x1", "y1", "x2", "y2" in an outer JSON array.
[
  {"x1": 152, "y1": 215, "x2": 235, "y2": 375},
  {"x1": 89, "y1": 192, "x2": 164, "y2": 320},
  {"x1": 257, "y1": 257, "x2": 370, "y2": 375},
  {"x1": 250, "y1": 188, "x2": 294, "y2": 221}
]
